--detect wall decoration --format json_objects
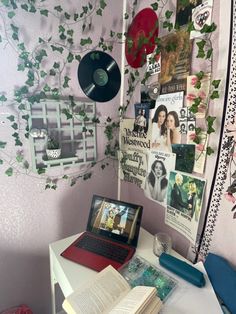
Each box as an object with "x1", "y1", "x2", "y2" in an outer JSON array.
[
  {"x1": 119, "y1": 150, "x2": 147, "y2": 189},
  {"x1": 175, "y1": 0, "x2": 202, "y2": 27},
  {"x1": 120, "y1": 119, "x2": 152, "y2": 152},
  {"x1": 145, "y1": 150, "x2": 176, "y2": 204},
  {"x1": 166, "y1": 171, "x2": 206, "y2": 244},
  {"x1": 187, "y1": 130, "x2": 209, "y2": 174},
  {"x1": 186, "y1": 73, "x2": 211, "y2": 118},
  {"x1": 77, "y1": 51, "x2": 121, "y2": 102},
  {"x1": 171, "y1": 144, "x2": 195, "y2": 173},
  {"x1": 133, "y1": 103, "x2": 150, "y2": 134},
  {"x1": 159, "y1": 28, "x2": 193, "y2": 94},
  {"x1": 125, "y1": 8, "x2": 159, "y2": 68},
  {"x1": 190, "y1": 0, "x2": 214, "y2": 39}
]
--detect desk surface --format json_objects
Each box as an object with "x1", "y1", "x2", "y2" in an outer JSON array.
[{"x1": 49, "y1": 228, "x2": 223, "y2": 314}]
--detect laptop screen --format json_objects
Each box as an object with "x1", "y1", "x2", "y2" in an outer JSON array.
[{"x1": 87, "y1": 195, "x2": 143, "y2": 247}]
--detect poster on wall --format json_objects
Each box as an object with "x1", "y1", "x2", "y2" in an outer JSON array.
[
  {"x1": 175, "y1": 0, "x2": 202, "y2": 27},
  {"x1": 165, "y1": 171, "x2": 206, "y2": 244},
  {"x1": 159, "y1": 29, "x2": 192, "y2": 94},
  {"x1": 120, "y1": 118, "x2": 152, "y2": 152},
  {"x1": 150, "y1": 92, "x2": 184, "y2": 151},
  {"x1": 119, "y1": 150, "x2": 148, "y2": 189},
  {"x1": 186, "y1": 73, "x2": 211, "y2": 118},
  {"x1": 187, "y1": 130, "x2": 209, "y2": 174},
  {"x1": 133, "y1": 103, "x2": 150, "y2": 134},
  {"x1": 145, "y1": 150, "x2": 176, "y2": 205}
]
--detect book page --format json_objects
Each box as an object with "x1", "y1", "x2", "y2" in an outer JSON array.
[
  {"x1": 109, "y1": 286, "x2": 158, "y2": 314},
  {"x1": 63, "y1": 266, "x2": 130, "y2": 314}
]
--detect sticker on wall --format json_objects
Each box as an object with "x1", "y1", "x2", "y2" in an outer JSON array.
[
  {"x1": 190, "y1": 0, "x2": 213, "y2": 39},
  {"x1": 77, "y1": 51, "x2": 121, "y2": 102}
]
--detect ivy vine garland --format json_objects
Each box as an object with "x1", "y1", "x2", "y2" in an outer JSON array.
[{"x1": 0, "y1": 0, "x2": 221, "y2": 190}]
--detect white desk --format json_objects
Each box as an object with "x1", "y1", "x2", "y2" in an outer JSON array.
[{"x1": 49, "y1": 228, "x2": 222, "y2": 314}]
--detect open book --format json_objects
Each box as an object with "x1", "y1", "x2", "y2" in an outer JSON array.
[{"x1": 62, "y1": 265, "x2": 162, "y2": 314}]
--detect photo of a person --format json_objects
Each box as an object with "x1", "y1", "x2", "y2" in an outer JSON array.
[
  {"x1": 133, "y1": 108, "x2": 147, "y2": 133},
  {"x1": 170, "y1": 173, "x2": 187, "y2": 211},
  {"x1": 147, "y1": 160, "x2": 168, "y2": 202},
  {"x1": 166, "y1": 111, "x2": 181, "y2": 145},
  {"x1": 180, "y1": 108, "x2": 186, "y2": 119},
  {"x1": 187, "y1": 180, "x2": 197, "y2": 218},
  {"x1": 180, "y1": 123, "x2": 187, "y2": 134},
  {"x1": 188, "y1": 123, "x2": 195, "y2": 131},
  {"x1": 151, "y1": 104, "x2": 168, "y2": 150}
]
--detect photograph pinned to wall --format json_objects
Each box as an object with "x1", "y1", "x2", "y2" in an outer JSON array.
[
  {"x1": 145, "y1": 150, "x2": 176, "y2": 205},
  {"x1": 187, "y1": 121, "x2": 196, "y2": 132},
  {"x1": 133, "y1": 103, "x2": 150, "y2": 134},
  {"x1": 186, "y1": 73, "x2": 211, "y2": 118},
  {"x1": 120, "y1": 119, "x2": 152, "y2": 152},
  {"x1": 165, "y1": 171, "x2": 206, "y2": 244},
  {"x1": 190, "y1": 0, "x2": 213, "y2": 39},
  {"x1": 141, "y1": 55, "x2": 161, "y2": 110},
  {"x1": 150, "y1": 92, "x2": 184, "y2": 150},
  {"x1": 187, "y1": 130, "x2": 209, "y2": 174},
  {"x1": 175, "y1": 0, "x2": 202, "y2": 27},
  {"x1": 159, "y1": 28, "x2": 193, "y2": 95},
  {"x1": 119, "y1": 150, "x2": 147, "y2": 190},
  {"x1": 172, "y1": 144, "x2": 195, "y2": 173}
]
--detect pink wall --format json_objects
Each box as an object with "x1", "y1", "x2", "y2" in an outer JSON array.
[{"x1": 0, "y1": 1, "x2": 122, "y2": 313}]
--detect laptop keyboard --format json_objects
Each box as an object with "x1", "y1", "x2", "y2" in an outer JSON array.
[{"x1": 76, "y1": 234, "x2": 129, "y2": 264}]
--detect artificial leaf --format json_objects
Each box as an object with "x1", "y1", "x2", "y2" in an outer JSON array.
[
  {"x1": 7, "y1": 115, "x2": 15, "y2": 122},
  {"x1": 40, "y1": 9, "x2": 49, "y2": 17},
  {"x1": 206, "y1": 146, "x2": 214, "y2": 155},
  {"x1": 61, "y1": 108, "x2": 72, "y2": 120},
  {"x1": 212, "y1": 79, "x2": 221, "y2": 89},
  {"x1": 0, "y1": 141, "x2": 7, "y2": 148},
  {"x1": 210, "y1": 90, "x2": 219, "y2": 99},
  {"x1": 37, "y1": 167, "x2": 46, "y2": 175},
  {"x1": 5, "y1": 167, "x2": 13, "y2": 176}
]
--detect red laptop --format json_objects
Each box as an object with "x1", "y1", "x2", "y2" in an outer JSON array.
[{"x1": 61, "y1": 195, "x2": 143, "y2": 271}]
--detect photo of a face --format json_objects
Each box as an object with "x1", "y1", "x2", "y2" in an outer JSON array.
[
  {"x1": 158, "y1": 110, "x2": 167, "y2": 126},
  {"x1": 166, "y1": 113, "x2": 177, "y2": 130},
  {"x1": 154, "y1": 161, "x2": 165, "y2": 178}
]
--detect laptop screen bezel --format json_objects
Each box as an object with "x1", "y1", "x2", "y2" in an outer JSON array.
[{"x1": 86, "y1": 195, "x2": 143, "y2": 248}]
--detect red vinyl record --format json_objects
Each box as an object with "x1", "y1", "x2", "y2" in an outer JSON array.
[{"x1": 125, "y1": 8, "x2": 159, "y2": 68}]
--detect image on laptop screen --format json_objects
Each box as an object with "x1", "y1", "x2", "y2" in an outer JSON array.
[{"x1": 87, "y1": 195, "x2": 143, "y2": 247}]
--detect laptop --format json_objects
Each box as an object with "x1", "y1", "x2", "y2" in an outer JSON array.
[{"x1": 61, "y1": 195, "x2": 143, "y2": 272}]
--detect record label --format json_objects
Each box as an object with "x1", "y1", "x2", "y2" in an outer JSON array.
[
  {"x1": 125, "y1": 8, "x2": 159, "y2": 68},
  {"x1": 78, "y1": 51, "x2": 121, "y2": 102}
]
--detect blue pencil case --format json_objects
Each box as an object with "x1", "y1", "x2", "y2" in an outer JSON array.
[{"x1": 159, "y1": 253, "x2": 205, "y2": 287}]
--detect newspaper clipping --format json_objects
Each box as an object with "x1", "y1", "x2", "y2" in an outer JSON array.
[
  {"x1": 165, "y1": 171, "x2": 206, "y2": 243},
  {"x1": 119, "y1": 150, "x2": 147, "y2": 189},
  {"x1": 145, "y1": 151, "x2": 176, "y2": 205}
]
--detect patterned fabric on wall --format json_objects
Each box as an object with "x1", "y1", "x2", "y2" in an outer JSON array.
[{"x1": 199, "y1": 0, "x2": 236, "y2": 265}]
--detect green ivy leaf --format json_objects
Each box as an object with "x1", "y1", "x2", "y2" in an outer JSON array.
[
  {"x1": 59, "y1": 25, "x2": 65, "y2": 33},
  {"x1": 83, "y1": 172, "x2": 92, "y2": 180},
  {"x1": 54, "y1": 5, "x2": 63, "y2": 12},
  {"x1": 0, "y1": 95, "x2": 7, "y2": 102},
  {"x1": 206, "y1": 48, "x2": 213, "y2": 59},
  {"x1": 96, "y1": 8, "x2": 102, "y2": 16},
  {"x1": 40, "y1": 9, "x2": 49, "y2": 17},
  {"x1": 22, "y1": 114, "x2": 29, "y2": 121},
  {"x1": 63, "y1": 76, "x2": 71, "y2": 88},
  {"x1": 67, "y1": 52, "x2": 74, "y2": 63},
  {"x1": 0, "y1": 141, "x2": 7, "y2": 148},
  {"x1": 40, "y1": 70, "x2": 47, "y2": 78},
  {"x1": 165, "y1": 10, "x2": 173, "y2": 19},
  {"x1": 75, "y1": 54, "x2": 81, "y2": 62},
  {"x1": 43, "y1": 84, "x2": 51, "y2": 92},
  {"x1": 50, "y1": 45, "x2": 64, "y2": 54},
  {"x1": 49, "y1": 69, "x2": 56, "y2": 76},
  {"x1": 210, "y1": 90, "x2": 219, "y2": 99},
  {"x1": 61, "y1": 108, "x2": 72, "y2": 120},
  {"x1": 70, "y1": 178, "x2": 76, "y2": 186},
  {"x1": 62, "y1": 175, "x2": 68, "y2": 179},
  {"x1": 53, "y1": 62, "x2": 60, "y2": 69},
  {"x1": 64, "y1": 12, "x2": 70, "y2": 19},
  {"x1": 150, "y1": 3, "x2": 158, "y2": 10},
  {"x1": 0, "y1": 159, "x2": 3, "y2": 165},
  {"x1": 21, "y1": 4, "x2": 28, "y2": 11},
  {"x1": 29, "y1": 5, "x2": 36, "y2": 13},
  {"x1": 212, "y1": 79, "x2": 221, "y2": 89},
  {"x1": 37, "y1": 167, "x2": 46, "y2": 175},
  {"x1": 5, "y1": 167, "x2": 13, "y2": 176},
  {"x1": 206, "y1": 146, "x2": 214, "y2": 155},
  {"x1": 80, "y1": 37, "x2": 92, "y2": 46},
  {"x1": 16, "y1": 154, "x2": 24, "y2": 162},
  {"x1": 200, "y1": 22, "x2": 217, "y2": 34},
  {"x1": 8, "y1": 11, "x2": 15, "y2": 18},
  {"x1": 7, "y1": 115, "x2": 15, "y2": 122},
  {"x1": 15, "y1": 138, "x2": 23, "y2": 146},
  {"x1": 11, "y1": 123, "x2": 18, "y2": 130},
  {"x1": 74, "y1": 13, "x2": 79, "y2": 21}
]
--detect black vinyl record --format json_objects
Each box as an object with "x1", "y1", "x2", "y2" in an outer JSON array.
[{"x1": 78, "y1": 51, "x2": 121, "y2": 102}]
